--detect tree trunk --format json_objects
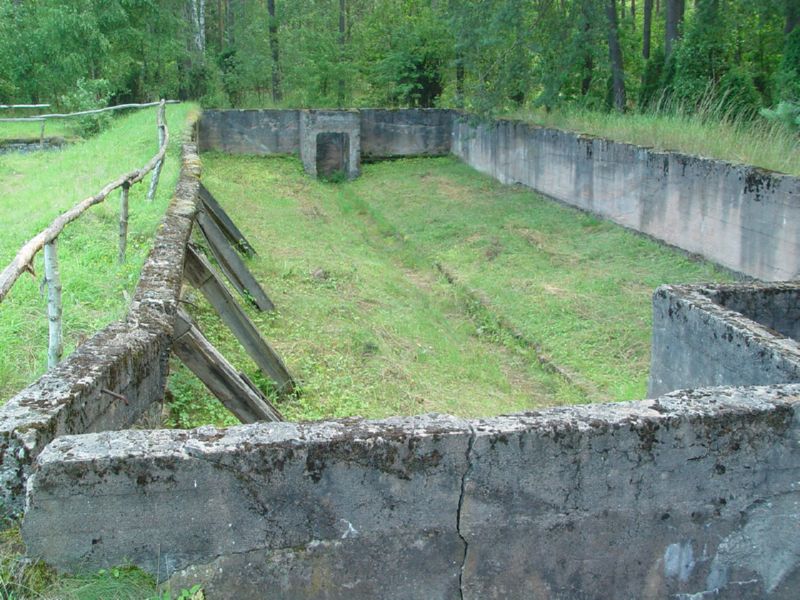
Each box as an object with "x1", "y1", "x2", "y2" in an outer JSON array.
[
  {"x1": 455, "y1": 54, "x2": 465, "y2": 107},
  {"x1": 337, "y1": 0, "x2": 346, "y2": 107},
  {"x1": 606, "y1": 0, "x2": 627, "y2": 111},
  {"x1": 267, "y1": 0, "x2": 281, "y2": 102},
  {"x1": 665, "y1": 0, "x2": 684, "y2": 57},
  {"x1": 631, "y1": 0, "x2": 636, "y2": 27},
  {"x1": 643, "y1": 0, "x2": 653, "y2": 58},
  {"x1": 581, "y1": 2, "x2": 594, "y2": 95},
  {"x1": 189, "y1": 0, "x2": 206, "y2": 53}
]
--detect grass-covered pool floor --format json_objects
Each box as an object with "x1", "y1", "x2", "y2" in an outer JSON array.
[{"x1": 175, "y1": 153, "x2": 731, "y2": 425}]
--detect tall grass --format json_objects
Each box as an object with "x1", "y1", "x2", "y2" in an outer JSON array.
[{"x1": 508, "y1": 96, "x2": 800, "y2": 176}]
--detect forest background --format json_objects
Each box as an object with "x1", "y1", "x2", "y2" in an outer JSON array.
[{"x1": 0, "y1": 0, "x2": 798, "y2": 133}]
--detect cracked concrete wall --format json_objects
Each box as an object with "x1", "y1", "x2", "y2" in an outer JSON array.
[
  {"x1": 452, "y1": 118, "x2": 800, "y2": 281},
  {"x1": 0, "y1": 128, "x2": 201, "y2": 515},
  {"x1": 649, "y1": 283, "x2": 800, "y2": 397},
  {"x1": 23, "y1": 386, "x2": 800, "y2": 599}
]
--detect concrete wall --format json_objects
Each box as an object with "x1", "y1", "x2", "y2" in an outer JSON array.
[
  {"x1": 198, "y1": 109, "x2": 454, "y2": 161},
  {"x1": 198, "y1": 110, "x2": 300, "y2": 155},
  {"x1": 23, "y1": 386, "x2": 800, "y2": 599},
  {"x1": 452, "y1": 118, "x2": 800, "y2": 281},
  {"x1": 649, "y1": 283, "x2": 800, "y2": 397},
  {"x1": 0, "y1": 129, "x2": 201, "y2": 515},
  {"x1": 359, "y1": 109, "x2": 453, "y2": 158}
]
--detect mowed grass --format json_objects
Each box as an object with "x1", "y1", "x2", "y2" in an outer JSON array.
[
  {"x1": 187, "y1": 154, "x2": 731, "y2": 425},
  {"x1": 0, "y1": 103, "x2": 195, "y2": 402}
]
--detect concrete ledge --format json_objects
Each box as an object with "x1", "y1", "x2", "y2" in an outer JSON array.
[
  {"x1": 0, "y1": 125, "x2": 201, "y2": 515},
  {"x1": 23, "y1": 386, "x2": 800, "y2": 599},
  {"x1": 649, "y1": 282, "x2": 800, "y2": 396}
]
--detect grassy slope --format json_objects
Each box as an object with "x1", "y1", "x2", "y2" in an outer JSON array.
[
  {"x1": 0, "y1": 103, "x2": 194, "y2": 401},
  {"x1": 188, "y1": 154, "x2": 730, "y2": 426},
  {"x1": 509, "y1": 107, "x2": 800, "y2": 177}
]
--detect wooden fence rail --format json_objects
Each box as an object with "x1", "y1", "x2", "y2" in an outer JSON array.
[{"x1": 0, "y1": 100, "x2": 173, "y2": 367}]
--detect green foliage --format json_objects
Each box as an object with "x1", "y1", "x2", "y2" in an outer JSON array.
[
  {"x1": 717, "y1": 66, "x2": 761, "y2": 116},
  {"x1": 760, "y1": 100, "x2": 800, "y2": 133},
  {"x1": 777, "y1": 28, "x2": 800, "y2": 101},
  {"x1": 59, "y1": 77, "x2": 114, "y2": 136}
]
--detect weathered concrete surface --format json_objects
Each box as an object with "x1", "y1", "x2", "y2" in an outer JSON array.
[
  {"x1": 649, "y1": 283, "x2": 800, "y2": 397},
  {"x1": 299, "y1": 110, "x2": 361, "y2": 180},
  {"x1": 452, "y1": 118, "x2": 800, "y2": 281},
  {"x1": 360, "y1": 109, "x2": 453, "y2": 158},
  {"x1": 0, "y1": 132, "x2": 201, "y2": 515},
  {"x1": 23, "y1": 387, "x2": 800, "y2": 599},
  {"x1": 24, "y1": 415, "x2": 469, "y2": 599},
  {"x1": 198, "y1": 109, "x2": 299, "y2": 155}
]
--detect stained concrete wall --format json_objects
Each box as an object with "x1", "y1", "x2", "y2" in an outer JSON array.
[
  {"x1": 649, "y1": 283, "x2": 800, "y2": 397},
  {"x1": 359, "y1": 109, "x2": 453, "y2": 158},
  {"x1": 452, "y1": 118, "x2": 800, "y2": 281},
  {"x1": 299, "y1": 110, "x2": 361, "y2": 179},
  {"x1": 0, "y1": 130, "x2": 201, "y2": 515},
  {"x1": 23, "y1": 386, "x2": 800, "y2": 599},
  {"x1": 198, "y1": 110, "x2": 300, "y2": 155}
]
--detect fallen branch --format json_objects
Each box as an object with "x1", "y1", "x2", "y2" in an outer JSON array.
[{"x1": 0, "y1": 101, "x2": 169, "y2": 303}]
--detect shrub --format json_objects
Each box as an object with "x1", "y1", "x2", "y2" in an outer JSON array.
[{"x1": 59, "y1": 78, "x2": 113, "y2": 137}]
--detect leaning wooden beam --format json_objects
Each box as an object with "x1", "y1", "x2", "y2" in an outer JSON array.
[
  {"x1": 0, "y1": 100, "x2": 180, "y2": 122},
  {"x1": 195, "y1": 210, "x2": 275, "y2": 312},
  {"x1": 184, "y1": 245, "x2": 294, "y2": 395},
  {"x1": 0, "y1": 101, "x2": 169, "y2": 303},
  {"x1": 199, "y1": 183, "x2": 257, "y2": 257},
  {"x1": 172, "y1": 308, "x2": 283, "y2": 423},
  {"x1": 44, "y1": 240, "x2": 63, "y2": 368}
]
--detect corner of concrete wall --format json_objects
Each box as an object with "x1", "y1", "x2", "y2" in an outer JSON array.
[
  {"x1": 649, "y1": 282, "x2": 800, "y2": 397},
  {"x1": 0, "y1": 117, "x2": 202, "y2": 515}
]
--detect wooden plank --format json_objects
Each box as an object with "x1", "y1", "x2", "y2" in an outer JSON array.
[
  {"x1": 199, "y1": 183, "x2": 256, "y2": 257},
  {"x1": 195, "y1": 209, "x2": 275, "y2": 312},
  {"x1": 184, "y1": 245, "x2": 295, "y2": 395},
  {"x1": 173, "y1": 308, "x2": 283, "y2": 423}
]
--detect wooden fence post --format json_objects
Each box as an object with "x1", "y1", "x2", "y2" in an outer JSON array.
[
  {"x1": 146, "y1": 100, "x2": 167, "y2": 202},
  {"x1": 118, "y1": 182, "x2": 129, "y2": 264},
  {"x1": 44, "y1": 239, "x2": 63, "y2": 368}
]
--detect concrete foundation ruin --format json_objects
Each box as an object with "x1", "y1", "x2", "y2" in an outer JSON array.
[{"x1": 3, "y1": 109, "x2": 800, "y2": 599}]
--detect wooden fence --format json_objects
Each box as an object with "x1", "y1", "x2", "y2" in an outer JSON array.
[{"x1": 0, "y1": 100, "x2": 173, "y2": 367}]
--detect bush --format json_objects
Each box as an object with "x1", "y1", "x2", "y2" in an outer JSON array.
[
  {"x1": 760, "y1": 101, "x2": 800, "y2": 134},
  {"x1": 639, "y1": 48, "x2": 666, "y2": 109},
  {"x1": 718, "y1": 67, "x2": 761, "y2": 117},
  {"x1": 59, "y1": 78, "x2": 113, "y2": 137}
]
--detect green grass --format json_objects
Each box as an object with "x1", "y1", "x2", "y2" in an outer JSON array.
[
  {"x1": 508, "y1": 105, "x2": 800, "y2": 177},
  {"x1": 184, "y1": 154, "x2": 730, "y2": 425},
  {"x1": 0, "y1": 103, "x2": 196, "y2": 402},
  {"x1": 0, "y1": 119, "x2": 71, "y2": 142}
]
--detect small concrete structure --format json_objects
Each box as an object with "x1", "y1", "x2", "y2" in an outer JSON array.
[
  {"x1": 299, "y1": 110, "x2": 360, "y2": 180},
  {"x1": 649, "y1": 282, "x2": 800, "y2": 396}
]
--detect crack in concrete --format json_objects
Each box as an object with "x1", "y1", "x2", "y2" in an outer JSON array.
[{"x1": 456, "y1": 425, "x2": 476, "y2": 600}]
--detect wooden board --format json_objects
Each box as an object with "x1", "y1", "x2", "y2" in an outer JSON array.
[
  {"x1": 173, "y1": 308, "x2": 283, "y2": 423},
  {"x1": 184, "y1": 244, "x2": 295, "y2": 395},
  {"x1": 199, "y1": 183, "x2": 257, "y2": 257},
  {"x1": 195, "y1": 209, "x2": 275, "y2": 312}
]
